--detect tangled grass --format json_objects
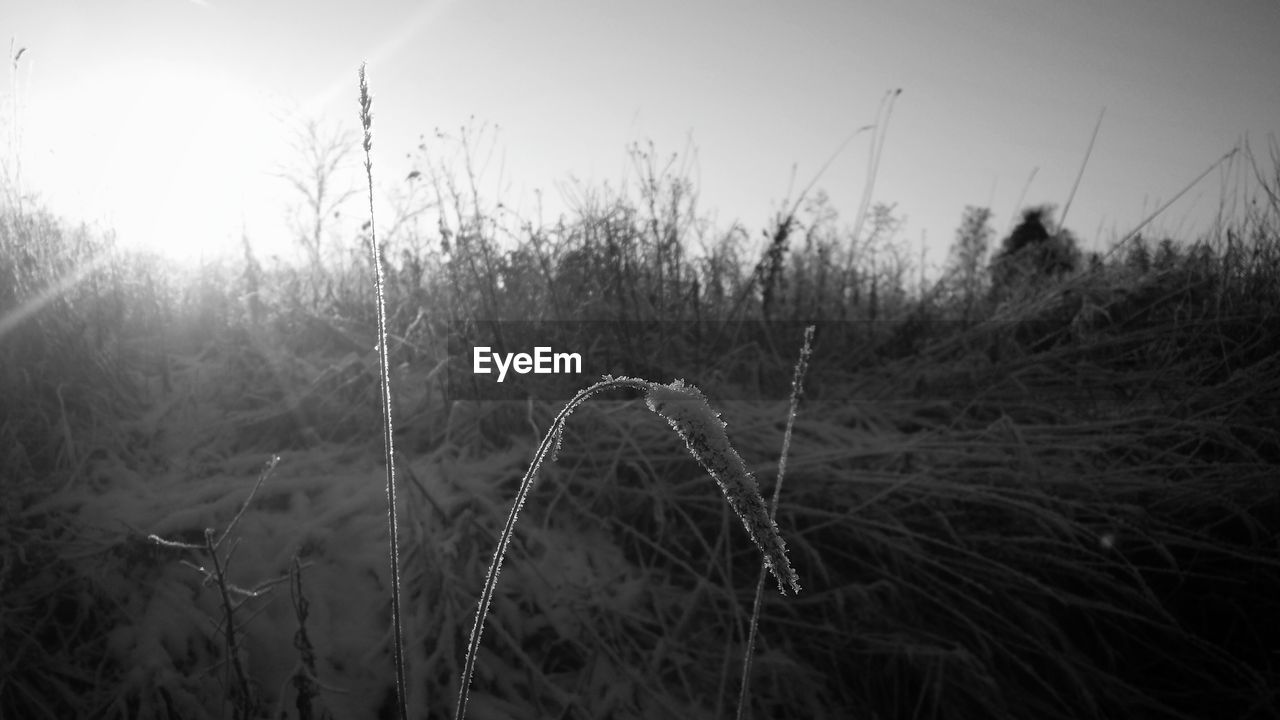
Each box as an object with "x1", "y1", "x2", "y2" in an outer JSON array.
[
  {"x1": 2, "y1": 64, "x2": 1279, "y2": 720},
  {"x1": 357, "y1": 65, "x2": 805, "y2": 719}
]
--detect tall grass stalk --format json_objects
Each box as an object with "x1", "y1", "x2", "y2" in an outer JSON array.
[
  {"x1": 1106, "y1": 146, "x2": 1241, "y2": 260},
  {"x1": 848, "y1": 88, "x2": 902, "y2": 251},
  {"x1": 1057, "y1": 106, "x2": 1104, "y2": 231},
  {"x1": 736, "y1": 325, "x2": 813, "y2": 720},
  {"x1": 357, "y1": 62, "x2": 409, "y2": 720}
]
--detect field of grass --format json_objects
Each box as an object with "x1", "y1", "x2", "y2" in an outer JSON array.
[{"x1": 2, "y1": 92, "x2": 1278, "y2": 719}]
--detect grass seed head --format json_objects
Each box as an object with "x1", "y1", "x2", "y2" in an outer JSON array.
[{"x1": 645, "y1": 379, "x2": 801, "y2": 594}]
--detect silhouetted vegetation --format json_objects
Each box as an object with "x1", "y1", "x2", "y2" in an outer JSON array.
[
  {"x1": 3, "y1": 129, "x2": 1279, "y2": 719},
  {"x1": 988, "y1": 205, "x2": 1082, "y2": 300}
]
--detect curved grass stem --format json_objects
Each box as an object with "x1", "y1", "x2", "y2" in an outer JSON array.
[
  {"x1": 455, "y1": 375, "x2": 801, "y2": 720},
  {"x1": 455, "y1": 376, "x2": 649, "y2": 720}
]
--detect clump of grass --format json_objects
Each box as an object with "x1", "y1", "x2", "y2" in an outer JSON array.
[
  {"x1": 451, "y1": 375, "x2": 801, "y2": 719},
  {"x1": 355, "y1": 66, "x2": 800, "y2": 720}
]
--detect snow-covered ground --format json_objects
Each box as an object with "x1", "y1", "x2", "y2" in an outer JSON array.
[{"x1": 40, "y1": 437, "x2": 547, "y2": 719}]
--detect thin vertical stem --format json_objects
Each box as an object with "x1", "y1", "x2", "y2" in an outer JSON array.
[
  {"x1": 736, "y1": 325, "x2": 814, "y2": 720},
  {"x1": 358, "y1": 62, "x2": 409, "y2": 720}
]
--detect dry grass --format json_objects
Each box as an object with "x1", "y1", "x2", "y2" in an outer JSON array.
[{"x1": 1, "y1": 77, "x2": 1278, "y2": 720}]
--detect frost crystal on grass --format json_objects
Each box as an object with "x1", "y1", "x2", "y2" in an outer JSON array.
[{"x1": 645, "y1": 380, "x2": 801, "y2": 594}]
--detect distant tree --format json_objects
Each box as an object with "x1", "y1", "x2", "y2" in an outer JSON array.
[
  {"x1": 945, "y1": 205, "x2": 993, "y2": 320},
  {"x1": 1154, "y1": 237, "x2": 1179, "y2": 270},
  {"x1": 273, "y1": 118, "x2": 361, "y2": 304},
  {"x1": 841, "y1": 201, "x2": 905, "y2": 320},
  {"x1": 988, "y1": 205, "x2": 1081, "y2": 298},
  {"x1": 1125, "y1": 234, "x2": 1151, "y2": 274}
]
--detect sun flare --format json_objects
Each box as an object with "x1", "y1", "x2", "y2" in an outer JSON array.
[{"x1": 22, "y1": 58, "x2": 294, "y2": 263}]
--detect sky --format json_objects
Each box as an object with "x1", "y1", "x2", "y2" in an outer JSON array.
[{"x1": 4, "y1": 0, "x2": 1278, "y2": 274}]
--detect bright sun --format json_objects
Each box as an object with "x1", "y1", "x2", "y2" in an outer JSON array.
[{"x1": 22, "y1": 58, "x2": 295, "y2": 263}]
